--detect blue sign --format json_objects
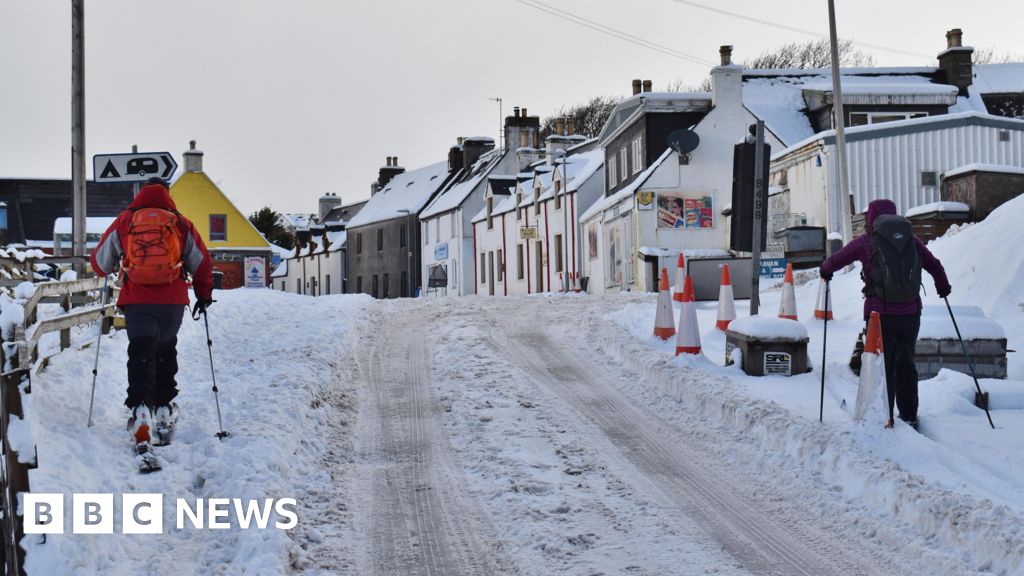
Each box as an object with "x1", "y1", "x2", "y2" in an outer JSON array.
[
  {"x1": 760, "y1": 258, "x2": 787, "y2": 279},
  {"x1": 434, "y1": 243, "x2": 449, "y2": 261}
]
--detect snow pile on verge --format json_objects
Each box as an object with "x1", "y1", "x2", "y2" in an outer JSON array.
[
  {"x1": 727, "y1": 315, "x2": 808, "y2": 341},
  {"x1": 22, "y1": 289, "x2": 371, "y2": 575}
]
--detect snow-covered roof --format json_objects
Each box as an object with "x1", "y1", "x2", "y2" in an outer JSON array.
[
  {"x1": 52, "y1": 217, "x2": 116, "y2": 235},
  {"x1": 325, "y1": 230, "x2": 347, "y2": 252},
  {"x1": 270, "y1": 259, "x2": 287, "y2": 278},
  {"x1": 420, "y1": 149, "x2": 503, "y2": 219},
  {"x1": 560, "y1": 149, "x2": 605, "y2": 193},
  {"x1": 580, "y1": 148, "x2": 673, "y2": 223},
  {"x1": 974, "y1": 63, "x2": 1024, "y2": 94},
  {"x1": 772, "y1": 111, "x2": 1024, "y2": 161},
  {"x1": 346, "y1": 161, "x2": 450, "y2": 228},
  {"x1": 944, "y1": 162, "x2": 1024, "y2": 179},
  {"x1": 599, "y1": 92, "x2": 712, "y2": 143},
  {"x1": 905, "y1": 201, "x2": 970, "y2": 218},
  {"x1": 281, "y1": 213, "x2": 315, "y2": 230}
]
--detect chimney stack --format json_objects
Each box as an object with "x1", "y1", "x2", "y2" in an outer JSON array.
[
  {"x1": 937, "y1": 28, "x2": 973, "y2": 96},
  {"x1": 504, "y1": 105, "x2": 540, "y2": 153},
  {"x1": 377, "y1": 156, "x2": 405, "y2": 189},
  {"x1": 183, "y1": 139, "x2": 203, "y2": 173},
  {"x1": 449, "y1": 141, "x2": 465, "y2": 174},
  {"x1": 567, "y1": 115, "x2": 576, "y2": 136},
  {"x1": 642, "y1": 79, "x2": 652, "y2": 93},
  {"x1": 462, "y1": 136, "x2": 495, "y2": 171},
  {"x1": 632, "y1": 79, "x2": 642, "y2": 95},
  {"x1": 720, "y1": 45, "x2": 733, "y2": 66}
]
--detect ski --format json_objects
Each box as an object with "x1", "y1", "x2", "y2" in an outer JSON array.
[
  {"x1": 153, "y1": 403, "x2": 179, "y2": 446},
  {"x1": 134, "y1": 442, "x2": 162, "y2": 473}
]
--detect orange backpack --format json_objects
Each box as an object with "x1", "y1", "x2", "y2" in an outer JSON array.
[{"x1": 122, "y1": 208, "x2": 184, "y2": 285}]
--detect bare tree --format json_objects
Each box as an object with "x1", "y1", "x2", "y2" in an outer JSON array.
[
  {"x1": 665, "y1": 38, "x2": 876, "y2": 92},
  {"x1": 973, "y1": 47, "x2": 1024, "y2": 64},
  {"x1": 539, "y1": 95, "x2": 621, "y2": 141}
]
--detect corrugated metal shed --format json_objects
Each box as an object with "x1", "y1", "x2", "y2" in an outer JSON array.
[{"x1": 772, "y1": 113, "x2": 1024, "y2": 233}]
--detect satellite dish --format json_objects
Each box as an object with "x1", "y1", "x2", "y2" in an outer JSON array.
[{"x1": 667, "y1": 129, "x2": 700, "y2": 154}]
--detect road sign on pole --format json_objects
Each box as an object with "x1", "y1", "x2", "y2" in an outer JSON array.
[{"x1": 92, "y1": 152, "x2": 178, "y2": 183}]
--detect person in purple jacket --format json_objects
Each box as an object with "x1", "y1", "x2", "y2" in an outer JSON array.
[{"x1": 820, "y1": 199, "x2": 951, "y2": 428}]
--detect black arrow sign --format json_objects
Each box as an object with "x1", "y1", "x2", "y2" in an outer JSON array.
[{"x1": 161, "y1": 154, "x2": 174, "y2": 179}]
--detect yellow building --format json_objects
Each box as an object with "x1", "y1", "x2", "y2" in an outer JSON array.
[{"x1": 169, "y1": 141, "x2": 271, "y2": 289}]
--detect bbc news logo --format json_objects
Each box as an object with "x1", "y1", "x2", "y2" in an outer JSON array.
[{"x1": 24, "y1": 494, "x2": 298, "y2": 534}]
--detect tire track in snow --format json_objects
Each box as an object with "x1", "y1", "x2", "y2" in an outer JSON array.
[{"x1": 493, "y1": 312, "x2": 875, "y2": 576}]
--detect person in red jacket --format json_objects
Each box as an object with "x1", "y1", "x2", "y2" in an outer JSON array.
[
  {"x1": 820, "y1": 199, "x2": 951, "y2": 429},
  {"x1": 90, "y1": 178, "x2": 214, "y2": 447}
]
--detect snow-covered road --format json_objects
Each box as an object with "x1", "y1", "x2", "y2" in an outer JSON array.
[{"x1": 310, "y1": 295, "x2": 993, "y2": 576}]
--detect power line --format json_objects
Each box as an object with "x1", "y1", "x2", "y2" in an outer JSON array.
[
  {"x1": 513, "y1": 0, "x2": 716, "y2": 67},
  {"x1": 665, "y1": 0, "x2": 934, "y2": 60}
]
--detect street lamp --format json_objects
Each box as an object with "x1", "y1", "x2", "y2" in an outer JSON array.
[{"x1": 397, "y1": 209, "x2": 413, "y2": 297}]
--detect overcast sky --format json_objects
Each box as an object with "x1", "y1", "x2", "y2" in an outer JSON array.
[{"x1": 1, "y1": 0, "x2": 1020, "y2": 217}]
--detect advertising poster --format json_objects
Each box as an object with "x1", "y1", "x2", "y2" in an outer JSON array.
[
  {"x1": 656, "y1": 193, "x2": 714, "y2": 229},
  {"x1": 244, "y1": 256, "x2": 266, "y2": 288}
]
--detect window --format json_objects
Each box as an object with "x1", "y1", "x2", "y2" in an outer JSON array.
[
  {"x1": 516, "y1": 244, "x2": 525, "y2": 279},
  {"x1": 497, "y1": 248, "x2": 504, "y2": 281},
  {"x1": 209, "y1": 214, "x2": 227, "y2": 241},
  {"x1": 372, "y1": 275, "x2": 379, "y2": 298},
  {"x1": 356, "y1": 233, "x2": 363, "y2": 254},
  {"x1": 296, "y1": 279, "x2": 301, "y2": 294},
  {"x1": 849, "y1": 111, "x2": 927, "y2": 126},
  {"x1": 608, "y1": 155, "x2": 618, "y2": 187},
  {"x1": 401, "y1": 270, "x2": 408, "y2": 297},
  {"x1": 377, "y1": 228, "x2": 383, "y2": 251},
  {"x1": 487, "y1": 196, "x2": 494, "y2": 230},
  {"x1": 535, "y1": 188, "x2": 541, "y2": 216},
  {"x1": 631, "y1": 137, "x2": 643, "y2": 175},
  {"x1": 383, "y1": 273, "x2": 389, "y2": 298},
  {"x1": 356, "y1": 276, "x2": 362, "y2": 293},
  {"x1": 325, "y1": 274, "x2": 331, "y2": 295},
  {"x1": 554, "y1": 234, "x2": 563, "y2": 272},
  {"x1": 425, "y1": 221, "x2": 430, "y2": 245},
  {"x1": 435, "y1": 219, "x2": 440, "y2": 242},
  {"x1": 400, "y1": 224, "x2": 407, "y2": 247},
  {"x1": 480, "y1": 253, "x2": 487, "y2": 284},
  {"x1": 516, "y1": 193, "x2": 522, "y2": 221},
  {"x1": 620, "y1": 147, "x2": 628, "y2": 181},
  {"x1": 451, "y1": 213, "x2": 458, "y2": 238},
  {"x1": 921, "y1": 171, "x2": 938, "y2": 187},
  {"x1": 554, "y1": 181, "x2": 562, "y2": 210}
]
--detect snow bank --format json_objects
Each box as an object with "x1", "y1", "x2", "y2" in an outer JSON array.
[
  {"x1": 919, "y1": 305, "x2": 1006, "y2": 340},
  {"x1": 905, "y1": 201, "x2": 970, "y2": 218},
  {"x1": 22, "y1": 289, "x2": 372, "y2": 575}
]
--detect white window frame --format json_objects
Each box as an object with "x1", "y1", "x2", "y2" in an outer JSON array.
[
  {"x1": 619, "y1": 147, "x2": 628, "y2": 181},
  {"x1": 631, "y1": 137, "x2": 642, "y2": 175},
  {"x1": 848, "y1": 111, "x2": 928, "y2": 126},
  {"x1": 608, "y1": 155, "x2": 618, "y2": 188}
]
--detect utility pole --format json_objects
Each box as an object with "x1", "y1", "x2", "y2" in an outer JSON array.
[
  {"x1": 750, "y1": 120, "x2": 765, "y2": 316},
  {"x1": 827, "y1": 0, "x2": 852, "y2": 254},
  {"x1": 489, "y1": 97, "x2": 503, "y2": 151},
  {"x1": 72, "y1": 0, "x2": 86, "y2": 272}
]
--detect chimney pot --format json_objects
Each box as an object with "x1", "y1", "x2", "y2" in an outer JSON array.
[
  {"x1": 947, "y1": 28, "x2": 963, "y2": 48},
  {"x1": 642, "y1": 79, "x2": 652, "y2": 93},
  {"x1": 393, "y1": 156, "x2": 398, "y2": 166},
  {"x1": 522, "y1": 107, "x2": 528, "y2": 118},
  {"x1": 457, "y1": 136, "x2": 464, "y2": 146},
  {"x1": 632, "y1": 79, "x2": 642, "y2": 95},
  {"x1": 555, "y1": 116, "x2": 566, "y2": 136},
  {"x1": 720, "y1": 45, "x2": 733, "y2": 66},
  {"x1": 189, "y1": 140, "x2": 196, "y2": 151},
  {"x1": 514, "y1": 106, "x2": 520, "y2": 118},
  {"x1": 567, "y1": 115, "x2": 575, "y2": 136}
]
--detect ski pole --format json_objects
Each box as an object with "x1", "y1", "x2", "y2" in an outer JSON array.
[
  {"x1": 819, "y1": 280, "x2": 829, "y2": 423},
  {"x1": 944, "y1": 297, "x2": 995, "y2": 429},
  {"x1": 87, "y1": 275, "x2": 109, "y2": 427},
  {"x1": 197, "y1": 305, "x2": 229, "y2": 439}
]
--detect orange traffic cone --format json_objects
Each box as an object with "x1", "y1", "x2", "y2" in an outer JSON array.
[
  {"x1": 778, "y1": 263, "x2": 798, "y2": 321},
  {"x1": 673, "y1": 253, "x2": 687, "y2": 302},
  {"x1": 853, "y1": 312, "x2": 888, "y2": 424},
  {"x1": 675, "y1": 276, "x2": 701, "y2": 355},
  {"x1": 653, "y1": 268, "x2": 676, "y2": 340},
  {"x1": 814, "y1": 279, "x2": 832, "y2": 320},
  {"x1": 716, "y1": 264, "x2": 736, "y2": 331}
]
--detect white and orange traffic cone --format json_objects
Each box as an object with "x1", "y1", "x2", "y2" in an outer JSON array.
[
  {"x1": 653, "y1": 268, "x2": 676, "y2": 340},
  {"x1": 814, "y1": 279, "x2": 833, "y2": 320},
  {"x1": 675, "y1": 276, "x2": 701, "y2": 355},
  {"x1": 673, "y1": 253, "x2": 686, "y2": 302},
  {"x1": 716, "y1": 264, "x2": 736, "y2": 331},
  {"x1": 853, "y1": 312, "x2": 889, "y2": 425},
  {"x1": 778, "y1": 263, "x2": 798, "y2": 321}
]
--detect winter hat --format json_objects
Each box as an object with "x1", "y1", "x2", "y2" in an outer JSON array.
[{"x1": 866, "y1": 199, "x2": 897, "y2": 232}]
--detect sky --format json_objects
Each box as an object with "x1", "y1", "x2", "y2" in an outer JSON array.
[{"x1": 1, "y1": 0, "x2": 1021, "y2": 217}]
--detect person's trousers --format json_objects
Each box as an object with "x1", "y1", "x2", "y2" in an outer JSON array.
[
  {"x1": 123, "y1": 304, "x2": 185, "y2": 409},
  {"x1": 877, "y1": 313, "x2": 921, "y2": 421}
]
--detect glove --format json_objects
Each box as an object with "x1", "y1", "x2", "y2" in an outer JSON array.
[
  {"x1": 192, "y1": 297, "x2": 214, "y2": 318},
  {"x1": 937, "y1": 285, "x2": 951, "y2": 299},
  {"x1": 819, "y1": 268, "x2": 833, "y2": 282}
]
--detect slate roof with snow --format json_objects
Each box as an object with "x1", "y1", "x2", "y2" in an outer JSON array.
[
  {"x1": 974, "y1": 63, "x2": 1024, "y2": 94},
  {"x1": 346, "y1": 161, "x2": 450, "y2": 228},
  {"x1": 420, "y1": 149, "x2": 503, "y2": 219}
]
